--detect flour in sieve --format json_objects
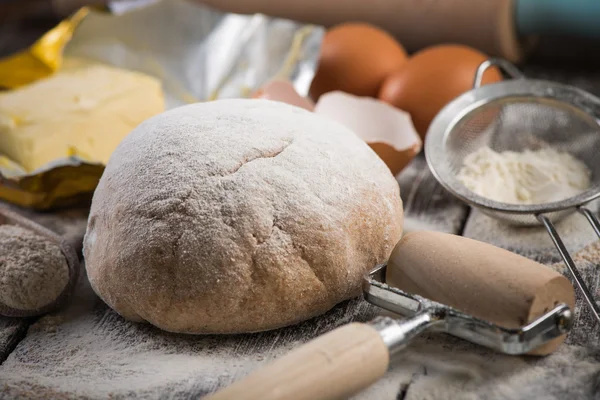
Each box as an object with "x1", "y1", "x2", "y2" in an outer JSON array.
[{"x1": 458, "y1": 146, "x2": 591, "y2": 205}]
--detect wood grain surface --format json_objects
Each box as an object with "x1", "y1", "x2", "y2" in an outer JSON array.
[{"x1": 1, "y1": 16, "x2": 600, "y2": 400}]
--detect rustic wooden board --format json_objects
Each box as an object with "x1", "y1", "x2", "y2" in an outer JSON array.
[
  {"x1": 400, "y1": 156, "x2": 469, "y2": 235},
  {"x1": 463, "y1": 208, "x2": 600, "y2": 263}
]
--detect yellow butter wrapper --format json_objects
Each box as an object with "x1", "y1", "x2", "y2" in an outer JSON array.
[
  {"x1": 0, "y1": 8, "x2": 88, "y2": 89},
  {"x1": 0, "y1": 161, "x2": 104, "y2": 210}
]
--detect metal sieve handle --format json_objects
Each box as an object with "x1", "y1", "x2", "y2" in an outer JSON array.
[
  {"x1": 473, "y1": 58, "x2": 526, "y2": 89},
  {"x1": 538, "y1": 213, "x2": 600, "y2": 325},
  {"x1": 579, "y1": 207, "x2": 600, "y2": 238}
]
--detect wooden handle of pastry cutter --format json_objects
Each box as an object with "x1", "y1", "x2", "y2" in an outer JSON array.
[
  {"x1": 205, "y1": 323, "x2": 389, "y2": 400},
  {"x1": 386, "y1": 231, "x2": 576, "y2": 356},
  {"x1": 196, "y1": 0, "x2": 528, "y2": 62}
]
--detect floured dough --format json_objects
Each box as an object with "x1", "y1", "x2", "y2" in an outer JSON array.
[{"x1": 83, "y1": 99, "x2": 403, "y2": 334}]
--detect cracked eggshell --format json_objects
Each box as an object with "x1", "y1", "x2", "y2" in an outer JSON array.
[
  {"x1": 252, "y1": 80, "x2": 315, "y2": 111},
  {"x1": 314, "y1": 91, "x2": 422, "y2": 176}
]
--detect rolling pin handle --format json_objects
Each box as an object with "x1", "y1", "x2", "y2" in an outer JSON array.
[
  {"x1": 206, "y1": 314, "x2": 441, "y2": 400},
  {"x1": 205, "y1": 322, "x2": 391, "y2": 400}
]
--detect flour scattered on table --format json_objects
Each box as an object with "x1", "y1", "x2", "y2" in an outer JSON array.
[
  {"x1": 463, "y1": 205, "x2": 600, "y2": 260},
  {"x1": 458, "y1": 146, "x2": 591, "y2": 205}
]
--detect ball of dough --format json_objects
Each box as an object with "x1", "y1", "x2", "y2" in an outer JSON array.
[
  {"x1": 0, "y1": 225, "x2": 69, "y2": 313},
  {"x1": 83, "y1": 99, "x2": 403, "y2": 334}
]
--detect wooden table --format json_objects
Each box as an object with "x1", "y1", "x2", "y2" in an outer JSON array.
[{"x1": 1, "y1": 19, "x2": 600, "y2": 400}]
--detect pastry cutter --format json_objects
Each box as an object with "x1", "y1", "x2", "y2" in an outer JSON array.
[{"x1": 207, "y1": 231, "x2": 574, "y2": 400}]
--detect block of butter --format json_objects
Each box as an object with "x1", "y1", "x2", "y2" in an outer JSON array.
[{"x1": 0, "y1": 60, "x2": 164, "y2": 173}]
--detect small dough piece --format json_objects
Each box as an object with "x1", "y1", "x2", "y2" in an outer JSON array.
[
  {"x1": 84, "y1": 99, "x2": 403, "y2": 334},
  {"x1": 0, "y1": 60, "x2": 164, "y2": 172},
  {"x1": 0, "y1": 224, "x2": 69, "y2": 311}
]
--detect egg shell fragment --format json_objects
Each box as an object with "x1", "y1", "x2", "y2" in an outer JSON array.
[
  {"x1": 252, "y1": 80, "x2": 315, "y2": 111},
  {"x1": 314, "y1": 91, "x2": 422, "y2": 176}
]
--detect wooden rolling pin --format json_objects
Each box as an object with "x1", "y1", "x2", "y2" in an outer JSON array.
[
  {"x1": 196, "y1": 0, "x2": 528, "y2": 62},
  {"x1": 196, "y1": 0, "x2": 600, "y2": 63},
  {"x1": 206, "y1": 232, "x2": 575, "y2": 400}
]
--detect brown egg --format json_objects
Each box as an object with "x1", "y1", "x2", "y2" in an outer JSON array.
[
  {"x1": 378, "y1": 44, "x2": 502, "y2": 139},
  {"x1": 309, "y1": 23, "x2": 408, "y2": 101}
]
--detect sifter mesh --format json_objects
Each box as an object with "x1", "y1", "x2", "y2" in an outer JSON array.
[{"x1": 426, "y1": 79, "x2": 600, "y2": 225}]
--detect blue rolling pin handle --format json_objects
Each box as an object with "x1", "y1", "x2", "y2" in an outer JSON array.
[{"x1": 516, "y1": 0, "x2": 600, "y2": 38}]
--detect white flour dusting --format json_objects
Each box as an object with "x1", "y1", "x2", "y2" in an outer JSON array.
[
  {"x1": 458, "y1": 146, "x2": 591, "y2": 205},
  {"x1": 463, "y1": 204, "x2": 600, "y2": 261},
  {"x1": 1, "y1": 269, "x2": 265, "y2": 399}
]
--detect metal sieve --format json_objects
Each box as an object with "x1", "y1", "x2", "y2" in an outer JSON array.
[{"x1": 425, "y1": 59, "x2": 600, "y2": 325}]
